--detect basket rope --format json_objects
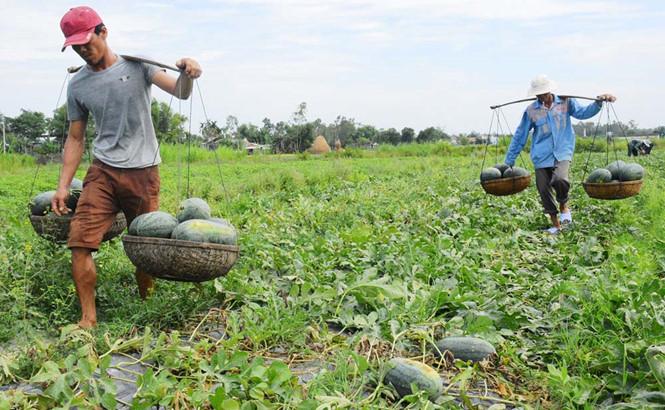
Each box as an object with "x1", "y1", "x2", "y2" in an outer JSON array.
[
  {"x1": 479, "y1": 107, "x2": 528, "y2": 177},
  {"x1": 579, "y1": 101, "x2": 634, "y2": 185},
  {"x1": 28, "y1": 70, "x2": 71, "y2": 203}
]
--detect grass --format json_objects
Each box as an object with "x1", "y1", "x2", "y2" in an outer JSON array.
[{"x1": 0, "y1": 145, "x2": 664, "y2": 408}]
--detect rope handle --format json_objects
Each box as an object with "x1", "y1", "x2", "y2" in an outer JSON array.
[{"x1": 579, "y1": 102, "x2": 633, "y2": 184}]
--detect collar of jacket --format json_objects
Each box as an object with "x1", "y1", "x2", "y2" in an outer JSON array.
[{"x1": 534, "y1": 94, "x2": 563, "y2": 109}]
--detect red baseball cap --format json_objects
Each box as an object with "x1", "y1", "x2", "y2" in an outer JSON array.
[{"x1": 60, "y1": 6, "x2": 103, "y2": 52}]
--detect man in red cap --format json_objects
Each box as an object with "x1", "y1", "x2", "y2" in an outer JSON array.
[{"x1": 52, "y1": 6, "x2": 202, "y2": 328}]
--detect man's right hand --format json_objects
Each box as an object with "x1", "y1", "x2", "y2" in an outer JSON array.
[{"x1": 51, "y1": 187, "x2": 71, "y2": 216}]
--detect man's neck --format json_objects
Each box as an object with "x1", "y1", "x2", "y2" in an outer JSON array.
[{"x1": 88, "y1": 51, "x2": 117, "y2": 72}]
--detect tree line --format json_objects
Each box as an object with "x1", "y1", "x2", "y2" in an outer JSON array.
[{"x1": 1, "y1": 101, "x2": 663, "y2": 156}]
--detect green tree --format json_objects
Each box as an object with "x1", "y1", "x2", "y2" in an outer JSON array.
[
  {"x1": 401, "y1": 127, "x2": 415, "y2": 144},
  {"x1": 7, "y1": 109, "x2": 48, "y2": 153},
  {"x1": 271, "y1": 121, "x2": 289, "y2": 153},
  {"x1": 223, "y1": 115, "x2": 239, "y2": 140},
  {"x1": 352, "y1": 125, "x2": 379, "y2": 145},
  {"x1": 200, "y1": 119, "x2": 229, "y2": 149},
  {"x1": 378, "y1": 128, "x2": 401, "y2": 145},
  {"x1": 291, "y1": 102, "x2": 308, "y2": 125},
  {"x1": 416, "y1": 127, "x2": 449, "y2": 143},
  {"x1": 48, "y1": 104, "x2": 96, "y2": 148},
  {"x1": 655, "y1": 126, "x2": 665, "y2": 137},
  {"x1": 237, "y1": 123, "x2": 261, "y2": 143},
  {"x1": 150, "y1": 99, "x2": 187, "y2": 143},
  {"x1": 332, "y1": 116, "x2": 357, "y2": 146},
  {"x1": 258, "y1": 118, "x2": 274, "y2": 145}
]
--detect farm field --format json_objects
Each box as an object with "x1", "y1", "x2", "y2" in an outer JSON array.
[{"x1": 1, "y1": 144, "x2": 665, "y2": 408}]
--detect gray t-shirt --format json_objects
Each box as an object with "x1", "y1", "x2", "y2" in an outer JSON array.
[{"x1": 67, "y1": 56, "x2": 162, "y2": 168}]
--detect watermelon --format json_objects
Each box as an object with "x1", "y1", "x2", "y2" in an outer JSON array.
[
  {"x1": 70, "y1": 178, "x2": 83, "y2": 191},
  {"x1": 586, "y1": 168, "x2": 613, "y2": 183},
  {"x1": 503, "y1": 166, "x2": 529, "y2": 178},
  {"x1": 210, "y1": 217, "x2": 233, "y2": 228},
  {"x1": 129, "y1": 211, "x2": 179, "y2": 238},
  {"x1": 30, "y1": 191, "x2": 55, "y2": 215},
  {"x1": 176, "y1": 198, "x2": 211, "y2": 222},
  {"x1": 606, "y1": 160, "x2": 626, "y2": 180},
  {"x1": 384, "y1": 358, "x2": 443, "y2": 400},
  {"x1": 66, "y1": 189, "x2": 82, "y2": 212},
  {"x1": 494, "y1": 163, "x2": 510, "y2": 174},
  {"x1": 480, "y1": 168, "x2": 502, "y2": 182},
  {"x1": 171, "y1": 219, "x2": 237, "y2": 245},
  {"x1": 618, "y1": 163, "x2": 644, "y2": 181},
  {"x1": 434, "y1": 336, "x2": 496, "y2": 362}
]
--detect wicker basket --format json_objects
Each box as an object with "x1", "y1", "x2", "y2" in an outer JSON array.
[
  {"x1": 29, "y1": 213, "x2": 127, "y2": 244},
  {"x1": 122, "y1": 235, "x2": 239, "y2": 282},
  {"x1": 481, "y1": 175, "x2": 531, "y2": 196},
  {"x1": 582, "y1": 180, "x2": 643, "y2": 200}
]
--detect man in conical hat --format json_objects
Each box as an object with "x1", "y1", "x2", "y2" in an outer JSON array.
[{"x1": 504, "y1": 75, "x2": 615, "y2": 235}]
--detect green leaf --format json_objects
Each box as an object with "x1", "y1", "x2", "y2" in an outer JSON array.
[
  {"x1": 210, "y1": 386, "x2": 227, "y2": 409},
  {"x1": 267, "y1": 360, "x2": 292, "y2": 388},
  {"x1": 101, "y1": 392, "x2": 117, "y2": 410},
  {"x1": 646, "y1": 345, "x2": 665, "y2": 390},
  {"x1": 30, "y1": 360, "x2": 61, "y2": 383},
  {"x1": 221, "y1": 399, "x2": 240, "y2": 410}
]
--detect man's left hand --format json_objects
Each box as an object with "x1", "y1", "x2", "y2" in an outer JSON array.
[
  {"x1": 176, "y1": 58, "x2": 202, "y2": 79},
  {"x1": 596, "y1": 93, "x2": 617, "y2": 102}
]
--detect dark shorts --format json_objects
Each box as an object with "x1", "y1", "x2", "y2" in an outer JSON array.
[{"x1": 68, "y1": 159, "x2": 160, "y2": 250}]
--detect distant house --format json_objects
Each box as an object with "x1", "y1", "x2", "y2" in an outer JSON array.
[
  {"x1": 243, "y1": 139, "x2": 270, "y2": 155},
  {"x1": 30, "y1": 134, "x2": 57, "y2": 149},
  {"x1": 466, "y1": 134, "x2": 498, "y2": 145}
]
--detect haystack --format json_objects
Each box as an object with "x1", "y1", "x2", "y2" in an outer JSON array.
[{"x1": 309, "y1": 135, "x2": 331, "y2": 154}]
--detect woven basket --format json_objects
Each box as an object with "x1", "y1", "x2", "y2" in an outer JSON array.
[
  {"x1": 582, "y1": 180, "x2": 643, "y2": 200},
  {"x1": 481, "y1": 175, "x2": 531, "y2": 196},
  {"x1": 122, "y1": 235, "x2": 239, "y2": 282},
  {"x1": 29, "y1": 213, "x2": 127, "y2": 244}
]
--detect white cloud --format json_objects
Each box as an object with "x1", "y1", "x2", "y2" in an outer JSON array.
[{"x1": 1, "y1": 0, "x2": 664, "y2": 132}]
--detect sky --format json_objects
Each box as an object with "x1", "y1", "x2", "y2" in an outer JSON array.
[{"x1": 1, "y1": 0, "x2": 664, "y2": 134}]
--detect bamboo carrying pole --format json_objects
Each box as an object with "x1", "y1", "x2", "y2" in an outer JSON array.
[
  {"x1": 67, "y1": 55, "x2": 182, "y2": 74},
  {"x1": 489, "y1": 95, "x2": 600, "y2": 110}
]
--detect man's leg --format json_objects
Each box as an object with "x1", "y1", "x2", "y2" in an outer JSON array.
[
  {"x1": 535, "y1": 167, "x2": 560, "y2": 229},
  {"x1": 117, "y1": 165, "x2": 160, "y2": 298},
  {"x1": 68, "y1": 163, "x2": 118, "y2": 327},
  {"x1": 551, "y1": 161, "x2": 571, "y2": 220},
  {"x1": 71, "y1": 247, "x2": 98, "y2": 328}
]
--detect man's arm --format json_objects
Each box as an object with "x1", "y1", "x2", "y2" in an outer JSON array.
[
  {"x1": 152, "y1": 58, "x2": 202, "y2": 99},
  {"x1": 504, "y1": 111, "x2": 532, "y2": 167},
  {"x1": 569, "y1": 94, "x2": 616, "y2": 120},
  {"x1": 52, "y1": 119, "x2": 87, "y2": 216}
]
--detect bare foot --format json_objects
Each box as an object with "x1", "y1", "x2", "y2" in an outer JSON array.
[{"x1": 78, "y1": 318, "x2": 97, "y2": 329}]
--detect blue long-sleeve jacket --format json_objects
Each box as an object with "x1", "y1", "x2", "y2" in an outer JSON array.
[{"x1": 505, "y1": 96, "x2": 602, "y2": 169}]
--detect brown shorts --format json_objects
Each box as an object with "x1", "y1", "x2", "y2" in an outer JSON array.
[{"x1": 68, "y1": 159, "x2": 160, "y2": 250}]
